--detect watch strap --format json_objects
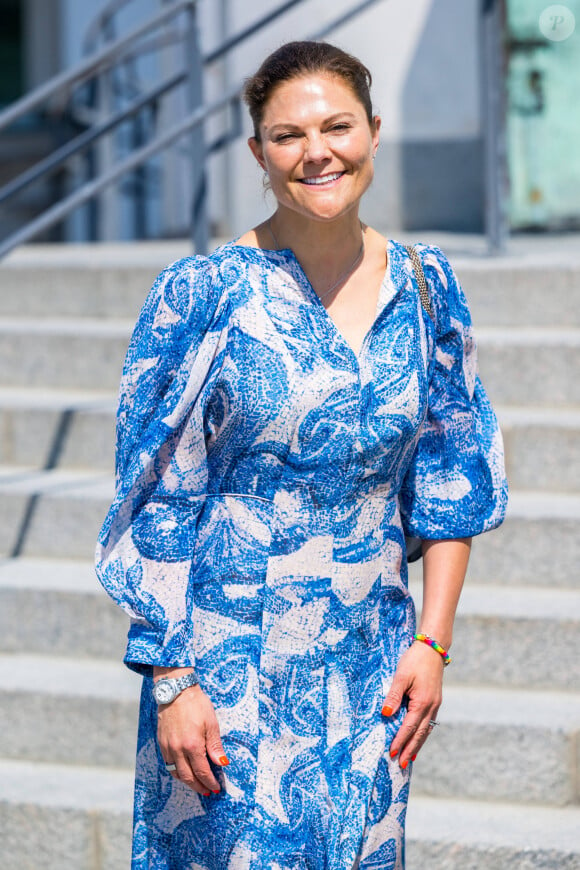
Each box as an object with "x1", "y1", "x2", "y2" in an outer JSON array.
[{"x1": 153, "y1": 670, "x2": 199, "y2": 704}]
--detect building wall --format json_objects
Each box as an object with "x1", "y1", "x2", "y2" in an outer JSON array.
[
  {"x1": 211, "y1": 0, "x2": 484, "y2": 237},
  {"x1": 7, "y1": 0, "x2": 485, "y2": 242}
]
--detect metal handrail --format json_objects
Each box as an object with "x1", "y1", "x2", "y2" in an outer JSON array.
[
  {"x1": 0, "y1": 0, "x2": 195, "y2": 133},
  {"x1": 0, "y1": 85, "x2": 242, "y2": 260},
  {"x1": 0, "y1": 71, "x2": 186, "y2": 205},
  {"x1": 0, "y1": 0, "x2": 392, "y2": 260},
  {"x1": 205, "y1": 0, "x2": 306, "y2": 64}
]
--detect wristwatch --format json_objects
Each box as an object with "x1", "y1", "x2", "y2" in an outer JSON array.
[{"x1": 152, "y1": 671, "x2": 199, "y2": 706}]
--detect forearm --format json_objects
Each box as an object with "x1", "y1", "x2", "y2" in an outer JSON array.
[{"x1": 418, "y1": 537, "x2": 472, "y2": 650}]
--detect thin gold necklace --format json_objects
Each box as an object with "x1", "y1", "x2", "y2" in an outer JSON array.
[{"x1": 267, "y1": 218, "x2": 365, "y2": 302}]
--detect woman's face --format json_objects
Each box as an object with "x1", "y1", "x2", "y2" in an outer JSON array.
[{"x1": 249, "y1": 73, "x2": 380, "y2": 224}]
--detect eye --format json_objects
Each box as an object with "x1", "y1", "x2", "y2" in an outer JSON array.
[
  {"x1": 275, "y1": 132, "x2": 298, "y2": 143},
  {"x1": 328, "y1": 123, "x2": 351, "y2": 133}
]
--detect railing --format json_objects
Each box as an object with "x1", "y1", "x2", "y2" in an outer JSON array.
[{"x1": 0, "y1": 0, "x2": 506, "y2": 259}]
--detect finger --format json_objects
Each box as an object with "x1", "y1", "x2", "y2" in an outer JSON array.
[
  {"x1": 381, "y1": 675, "x2": 408, "y2": 718},
  {"x1": 395, "y1": 707, "x2": 441, "y2": 767},
  {"x1": 174, "y1": 754, "x2": 214, "y2": 795},
  {"x1": 185, "y1": 747, "x2": 221, "y2": 793},
  {"x1": 161, "y1": 757, "x2": 179, "y2": 780},
  {"x1": 205, "y1": 720, "x2": 230, "y2": 770},
  {"x1": 388, "y1": 714, "x2": 421, "y2": 761}
]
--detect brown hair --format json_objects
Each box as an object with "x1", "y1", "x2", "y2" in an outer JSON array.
[{"x1": 243, "y1": 41, "x2": 374, "y2": 140}]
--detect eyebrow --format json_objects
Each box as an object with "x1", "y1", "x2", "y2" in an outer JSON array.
[{"x1": 266, "y1": 112, "x2": 358, "y2": 133}]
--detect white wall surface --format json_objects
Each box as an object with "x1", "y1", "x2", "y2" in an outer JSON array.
[
  {"x1": 208, "y1": 0, "x2": 483, "y2": 235},
  {"x1": 51, "y1": 0, "x2": 484, "y2": 239}
]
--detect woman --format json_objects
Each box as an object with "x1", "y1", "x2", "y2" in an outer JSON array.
[{"x1": 96, "y1": 41, "x2": 507, "y2": 870}]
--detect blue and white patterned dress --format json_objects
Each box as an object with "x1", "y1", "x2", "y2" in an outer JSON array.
[{"x1": 95, "y1": 239, "x2": 507, "y2": 869}]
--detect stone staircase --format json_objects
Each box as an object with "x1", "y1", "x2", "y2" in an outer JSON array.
[{"x1": 0, "y1": 237, "x2": 579, "y2": 869}]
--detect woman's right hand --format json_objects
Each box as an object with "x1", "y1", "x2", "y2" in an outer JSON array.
[{"x1": 155, "y1": 671, "x2": 229, "y2": 795}]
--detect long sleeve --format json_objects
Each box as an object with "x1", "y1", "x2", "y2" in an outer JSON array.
[
  {"x1": 95, "y1": 255, "x2": 227, "y2": 674},
  {"x1": 400, "y1": 243, "x2": 508, "y2": 540}
]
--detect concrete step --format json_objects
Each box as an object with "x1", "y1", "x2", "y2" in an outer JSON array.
[
  {"x1": 3, "y1": 554, "x2": 578, "y2": 694},
  {"x1": 0, "y1": 558, "x2": 127, "y2": 659},
  {"x1": 1, "y1": 316, "x2": 579, "y2": 405},
  {"x1": 0, "y1": 466, "x2": 112, "y2": 559},
  {"x1": 0, "y1": 264, "x2": 154, "y2": 320},
  {"x1": 0, "y1": 317, "x2": 131, "y2": 390},
  {"x1": 2, "y1": 388, "x2": 579, "y2": 494},
  {"x1": 498, "y1": 405, "x2": 580, "y2": 493},
  {"x1": 2, "y1": 239, "x2": 580, "y2": 327},
  {"x1": 1, "y1": 653, "x2": 578, "y2": 807},
  {"x1": 0, "y1": 387, "x2": 116, "y2": 471},
  {"x1": 476, "y1": 327, "x2": 580, "y2": 407},
  {"x1": 468, "y1": 491, "x2": 580, "y2": 587},
  {"x1": 0, "y1": 761, "x2": 578, "y2": 870},
  {"x1": 0, "y1": 758, "x2": 132, "y2": 870},
  {"x1": 406, "y1": 796, "x2": 580, "y2": 869},
  {"x1": 456, "y1": 259, "x2": 580, "y2": 328},
  {"x1": 412, "y1": 684, "x2": 580, "y2": 806},
  {"x1": 0, "y1": 654, "x2": 138, "y2": 767},
  {"x1": 0, "y1": 466, "x2": 578, "y2": 585},
  {"x1": 3, "y1": 461, "x2": 578, "y2": 588},
  {"x1": 409, "y1": 579, "x2": 580, "y2": 691}
]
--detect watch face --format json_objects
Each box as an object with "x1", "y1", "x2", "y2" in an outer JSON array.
[{"x1": 154, "y1": 680, "x2": 176, "y2": 705}]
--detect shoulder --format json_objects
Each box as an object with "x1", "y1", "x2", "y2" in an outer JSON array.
[
  {"x1": 142, "y1": 254, "x2": 226, "y2": 337},
  {"x1": 405, "y1": 241, "x2": 472, "y2": 330}
]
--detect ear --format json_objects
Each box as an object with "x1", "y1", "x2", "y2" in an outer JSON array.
[
  {"x1": 371, "y1": 116, "x2": 381, "y2": 156},
  {"x1": 248, "y1": 137, "x2": 265, "y2": 170}
]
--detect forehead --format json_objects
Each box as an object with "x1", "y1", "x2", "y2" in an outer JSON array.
[{"x1": 261, "y1": 73, "x2": 365, "y2": 126}]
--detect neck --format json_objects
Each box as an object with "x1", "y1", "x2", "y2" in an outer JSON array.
[{"x1": 269, "y1": 208, "x2": 364, "y2": 284}]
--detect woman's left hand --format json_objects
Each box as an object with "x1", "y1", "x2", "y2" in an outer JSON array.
[{"x1": 381, "y1": 640, "x2": 444, "y2": 768}]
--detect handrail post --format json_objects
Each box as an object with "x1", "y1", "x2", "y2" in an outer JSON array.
[
  {"x1": 186, "y1": 3, "x2": 208, "y2": 254},
  {"x1": 480, "y1": 0, "x2": 509, "y2": 255}
]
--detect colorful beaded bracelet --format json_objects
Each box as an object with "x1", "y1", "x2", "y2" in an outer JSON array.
[{"x1": 413, "y1": 633, "x2": 451, "y2": 666}]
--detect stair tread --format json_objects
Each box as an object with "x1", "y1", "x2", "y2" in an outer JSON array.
[
  {"x1": 0, "y1": 465, "x2": 113, "y2": 497},
  {"x1": 407, "y1": 796, "x2": 580, "y2": 853},
  {"x1": 0, "y1": 468, "x2": 578, "y2": 516},
  {"x1": 0, "y1": 758, "x2": 133, "y2": 810},
  {"x1": 0, "y1": 649, "x2": 578, "y2": 731},
  {"x1": 0, "y1": 557, "x2": 99, "y2": 592},
  {"x1": 0, "y1": 386, "x2": 116, "y2": 409},
  {"x1": 476, "y1": 326, "x2": 580, "y2": 344},
  {"x1": 506, "y1": 490, "x2": 580, "y2": 518},
  {"x1": 496, "y1": 405, "x2": 580, "y2": 425},
  {"x1": 0, "y1": 653, "x2": 137, "y2": 700},
  {"x1": 0, "y1": 316, "x2": 132, "y2": 335},
  {"x1": 440, "y1": 684, "x2": 580, "y2": 728},
  {"x1": 409, "y1": 579, "x2": 580, "y2": 620}
]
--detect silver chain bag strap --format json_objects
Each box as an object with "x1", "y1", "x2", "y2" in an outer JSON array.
[{"x1": 403, "y1": 244, "x2": 434, "y2": 562}]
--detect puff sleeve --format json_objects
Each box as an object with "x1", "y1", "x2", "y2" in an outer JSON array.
[
  {"x1": 95, "y1": 256, "x2": 227, "y2": 674},
  {"x1": 400, "y1": 243, "x2": 508, "y2": 540}
]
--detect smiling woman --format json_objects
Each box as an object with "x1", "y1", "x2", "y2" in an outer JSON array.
[{"x1": 95, "y1": 40, "x2": 508, "y2": 870}]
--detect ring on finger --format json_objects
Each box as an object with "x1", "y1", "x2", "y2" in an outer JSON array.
[
  {"x1": 165, "y1": 762, "x2": 177, "y2": 772},
  {"x1": 428, "y1": 720, "x2": 439, "y2": 728}
]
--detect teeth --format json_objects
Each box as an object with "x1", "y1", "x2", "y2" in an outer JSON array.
[{"x1": 301, "y1": 172, "x2": 343, "y2": 185}]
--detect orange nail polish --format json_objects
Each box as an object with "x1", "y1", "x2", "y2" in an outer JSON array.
[
  {"x1": 389, "y1": 748, "x2": 398, "y2": 759},
  {"x1": 212, "y1": 789, "x2": 220, "y2": 794},
  {"x1": 401, "y1": 759, "x2": 409, "y2": 770},
  {"x1": 382, "y1": 705, "x2": 393, "y2": 717},
  {"x1": 411, "y1": 754, "x2": 417, "y2": 762},
  {"x1": 203, "y1": 792, "x2": 211, "y2": 796},
  {"x1": 219, "y1": 755, "x2": 230, "y2": 766}
]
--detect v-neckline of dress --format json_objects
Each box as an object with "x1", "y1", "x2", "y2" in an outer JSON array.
[{"x1": 231, "y1": 239, "x2": 396, "y2": 367}]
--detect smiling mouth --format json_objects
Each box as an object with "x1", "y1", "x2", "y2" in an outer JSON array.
[{"x1": 299, "y1": 171, "x2": 345, "y2": 186}]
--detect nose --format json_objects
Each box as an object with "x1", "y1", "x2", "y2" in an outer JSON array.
[{"x1": 303, "y1": 132, "x2": 331, "y2": 163}]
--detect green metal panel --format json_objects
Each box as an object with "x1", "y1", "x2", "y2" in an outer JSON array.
[{"x1": 506, "y1": 0, "x2": 580, "y2": 229}]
